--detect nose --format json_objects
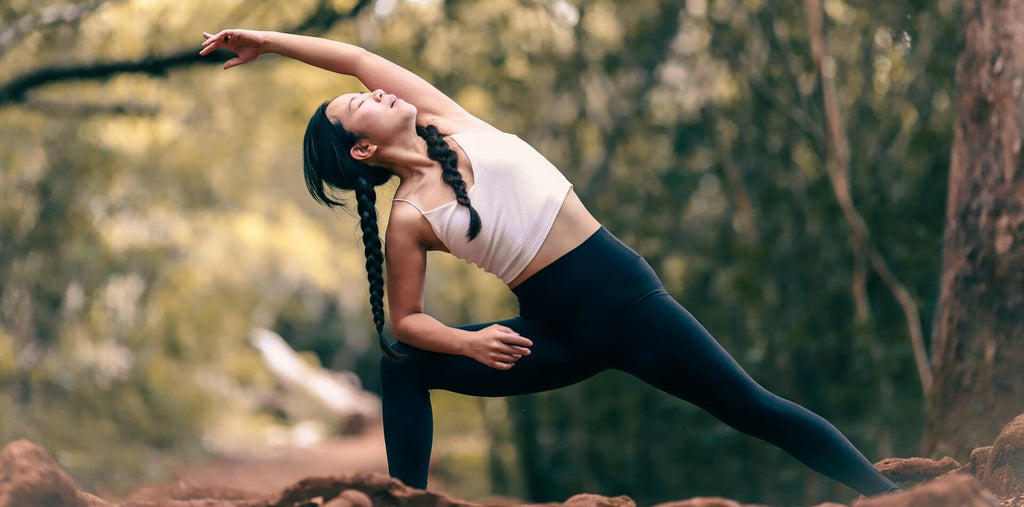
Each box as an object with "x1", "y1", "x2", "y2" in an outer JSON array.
[{"x1": 372, "y1": 89, "x2": 386, "y2": 101}]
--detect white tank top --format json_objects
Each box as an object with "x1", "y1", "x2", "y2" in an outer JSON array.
[{"x1": 392, "y1": 130, "x2": 573, "y2": 284}]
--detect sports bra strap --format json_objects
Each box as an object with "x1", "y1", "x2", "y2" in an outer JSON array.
[{"x1": 392, "y1": 198, "x2": 425, "y2": 215}]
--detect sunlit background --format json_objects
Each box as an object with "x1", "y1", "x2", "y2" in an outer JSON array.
[{"x1": 1, "y1": 0, "x2": 961, "y2": 504}]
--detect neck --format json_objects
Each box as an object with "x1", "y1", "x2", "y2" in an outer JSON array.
[{"x1": 372, "y1": 129, "x2": 438, "y2": 183}]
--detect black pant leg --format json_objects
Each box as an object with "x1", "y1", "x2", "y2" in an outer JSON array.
[
  {"x1": 610, "y1": 290, "x2": 899, "y2": 497},
  {"x1": 380, "y1": 315, "x2": 606, "y2": 489}
]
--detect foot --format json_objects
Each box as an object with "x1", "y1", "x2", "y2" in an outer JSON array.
[{"x1": 856, "y1": 485, "x2": 902, "y2": 500}]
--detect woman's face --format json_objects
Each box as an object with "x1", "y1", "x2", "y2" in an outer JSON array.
[{"x1": 326, "y1": 88, "x2": 417, "y2": 147}]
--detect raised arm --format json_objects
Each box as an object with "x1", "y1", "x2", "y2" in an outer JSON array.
[{"x1": 200, "y1": 29, "x2": 495, "y2": 130}]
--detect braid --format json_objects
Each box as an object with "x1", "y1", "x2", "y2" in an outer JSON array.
[
  {"x1": 354, "y1": 176, "x2": 404, "y2": 362},
  {"x1": 416, "y1": 124, "x2": 481, "y2": 240}
]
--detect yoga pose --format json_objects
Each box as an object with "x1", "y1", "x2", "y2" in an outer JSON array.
[{"x1": 199, "y1": 28, "x2": 902, "y2": 498}]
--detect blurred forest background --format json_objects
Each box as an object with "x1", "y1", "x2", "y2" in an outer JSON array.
[{"x1": 2, "y1": 0, "x2": 1017, "y2": 505}]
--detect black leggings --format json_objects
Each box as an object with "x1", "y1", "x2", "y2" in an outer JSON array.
[{"x1": 380, "y1": 226, "x2": 898, "y2": 496}]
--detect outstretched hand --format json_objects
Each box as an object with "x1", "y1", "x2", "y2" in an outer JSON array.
[
  {"x1": 465, "y1": 324, "x2": 533, "y2": 370},
  {"x1": 199, "y1": 29, "x2": 268, "y2": 69}
]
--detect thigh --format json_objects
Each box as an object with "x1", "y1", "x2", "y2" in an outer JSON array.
[
  {"x1": 393, "y1": 316, "x2": 606, "y2": 397},
  {"x1": 611, "y1": 291, "x2": 772, "y2": 409}
]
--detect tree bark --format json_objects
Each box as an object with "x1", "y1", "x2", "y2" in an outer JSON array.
[{"x1": 922, "y1": 0, "x2": 1024, "y2": 461}]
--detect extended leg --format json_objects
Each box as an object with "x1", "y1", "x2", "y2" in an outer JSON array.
[
  {"x1": 611, "y1": 290, "x2": 899, "y2": 497},
  {"x1": 380, "y1": 316, "x2": 604, "y2": 489}
]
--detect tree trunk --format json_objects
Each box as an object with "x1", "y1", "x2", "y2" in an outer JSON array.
[{"x1": 922, "y1": 0, "x2": 1024, "y2": 462}]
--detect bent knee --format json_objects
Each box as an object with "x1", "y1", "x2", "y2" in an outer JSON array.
[{"x1": 380, "y1": 347, "x2": 423, "y2": 386}]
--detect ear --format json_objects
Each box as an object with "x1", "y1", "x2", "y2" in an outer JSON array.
[{"x1": 350, "y1": 140, "x2": 378, "y2": 161}]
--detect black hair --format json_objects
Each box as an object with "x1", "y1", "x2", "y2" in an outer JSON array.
[
  {"x1": 302, "y1": 100, "x2": 481, "y2": 362},
  {"x1": 415, "y1": 123, "x2": 482, "y2": 240}
]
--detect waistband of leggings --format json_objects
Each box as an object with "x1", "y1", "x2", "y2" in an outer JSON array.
[{"x1": 510, "y1": 226, "x2": 638, "y2": 302}]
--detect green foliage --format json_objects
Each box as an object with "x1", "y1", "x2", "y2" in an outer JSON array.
[{"x1": 0, "y1": 0, "x2": 957, "y2": 504}]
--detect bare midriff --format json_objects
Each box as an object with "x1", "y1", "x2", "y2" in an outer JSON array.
[{"x1": 506, "y1": 188, "x2": 602, "y2": 289}]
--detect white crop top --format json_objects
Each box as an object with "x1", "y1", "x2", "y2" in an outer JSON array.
[{"x1": 392, "y1": 130, "x2": 573, "y2": 284}]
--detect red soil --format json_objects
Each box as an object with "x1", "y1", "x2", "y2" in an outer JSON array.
[{"x1": 3, "y1": 414, "x2": 1023, "y2": 507}]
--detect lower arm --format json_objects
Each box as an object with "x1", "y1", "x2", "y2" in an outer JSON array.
[
  {"x1": 393, "y1": 313, "x2": 472, "y2": 356},
  {"x1": 263, "y1": 31, "x2": 367, "y2": 76}
]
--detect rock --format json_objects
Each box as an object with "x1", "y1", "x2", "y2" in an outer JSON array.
[
  {"x1": 874, "y1": 455, "x2": 961, "y2": 482},
  {"x1": 6, "y1": 436, "x2": 1024, "y2": 507},
  {"x1": 651, "y1": 500, "x2": 740, "y2": 507},
  {"x1": 979, "y1": 413, "x2": 1024, "y2": 496},
  {"x1": 268, "y1": 472, "x2": 479, "y2": 507},
  {"x1": 850, "y1": 472, "x2": 1000, "y2": 506},
  {"x1": 324, "y1": 489, "x2": 373, "y2": 507},
  {"x1": 651, "y1": 498, "x2": 772, "y2": 507},
  {"x1": 123, "y1": 481, "x2": 262, "y2": 502},
  {"x1": 78, "y1": 491, "x2": 115, "y2": 507},
  {"x1": 968, "y1": 446, "x2": 993, "y2": 478},
  {"x1": 563, "y1": 493, "x2": 635, "y2": 506},
  {"x1": 0, "y1": 439, "x2": 87, "y2": 507}
]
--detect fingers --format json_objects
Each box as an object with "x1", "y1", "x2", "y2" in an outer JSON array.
[
  {"x1": 201, "y1": 30, "x2": 224, "y2": 48},
  {"x1": 494, "y1": 342, "x2": 530, "y2": 356},
  {"x1": 223, "y1": 57, "x2": 242, "y2": 70},
  {"x1": 493, "y1": 352, "x2": 521, "y2": 363},
  {"x1": 503, "y1": 334, "x2": 534, "y2": 348},
  {"x1": 486, "y1": 348, "x2": 524, "y2": 369},
  {"x1": 490, "y1": 360, "x2": 514, "y2": 370},
  {"x1": 199, "y1": 34, "x2": 222, "y2": 56},
  {"x1": 491, "y1": 325, "x2": 532, "y2": 344},
  {"x1": 478, "y1": 325, "x2": 533, "y2": 369},
  {"x1": 199, "y1": 30, "x2": 237, "y2": 57}
]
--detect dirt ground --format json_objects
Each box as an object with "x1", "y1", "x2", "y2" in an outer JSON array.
[
  {"x1": 2, "y1": 414, "x2": 1023, "y2": 507},
  {"x1": 164, "y1": 424, "x2": 390, "y2": 497}
]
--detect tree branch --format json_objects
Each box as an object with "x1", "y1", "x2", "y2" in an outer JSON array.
[
  {"x1": 747, "y1": 77, "x2": 825, "y2": 146},
  {"x1": 804, "y1": 0, "x2": 932, "y2": 393},
  {"x1": 0, "y1": 50, "x2": 227, "y2": 106},
  {"x1": 23, "y1": 99, "x2": 159, "y2": 117},
  {"x1": 0, "y1": 0, "x2": 124, "y2": 58},
  {"x1": 0, "y1": 0, "x2": 373, "y2": 109},
  {"x1": 707, "y1": 107, "x2": 761, "y2": 242}
]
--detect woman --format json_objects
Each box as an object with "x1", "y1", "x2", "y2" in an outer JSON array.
[{"x1": 199, "y1": 29, "x2": 902, "y2": 498}]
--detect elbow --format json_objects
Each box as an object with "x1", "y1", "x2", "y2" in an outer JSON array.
[
  {"x1": 390, "y1": 325, "x2": 407, "y2": 345},
  {"x1": 390, "y1": 312, "x2": 413, "y2": 344},
  {"x1": 389, "y1": 303, "x2": 427, "y2": 344}
]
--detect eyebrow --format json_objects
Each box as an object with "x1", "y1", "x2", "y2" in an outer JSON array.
[{"x1": 348, "y1": 96, "x2": 357, "y2": 110}]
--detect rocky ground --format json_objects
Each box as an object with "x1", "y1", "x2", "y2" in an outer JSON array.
[{"x1": 2, "y1": 413, "x2": 1022, "y2": 507}]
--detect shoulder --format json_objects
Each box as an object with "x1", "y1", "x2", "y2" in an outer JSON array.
[
  {"x1": 386, "y1": 201, "x2": 428, "y2": 244},
  {"x1": 387, "y1": 199, "x2": 447, "y2": 253}
]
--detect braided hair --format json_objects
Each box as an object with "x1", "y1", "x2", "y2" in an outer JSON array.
[
  {"x1": 415, "y1": 124, "x2": 481, "y2": 240},
  {"x1": 302, "y1": 100, "x2": 482, "y2": 362}
]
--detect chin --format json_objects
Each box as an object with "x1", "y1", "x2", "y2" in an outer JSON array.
[{"x1": 402, "y1": 107, "x2": 418, "y2": 126}]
